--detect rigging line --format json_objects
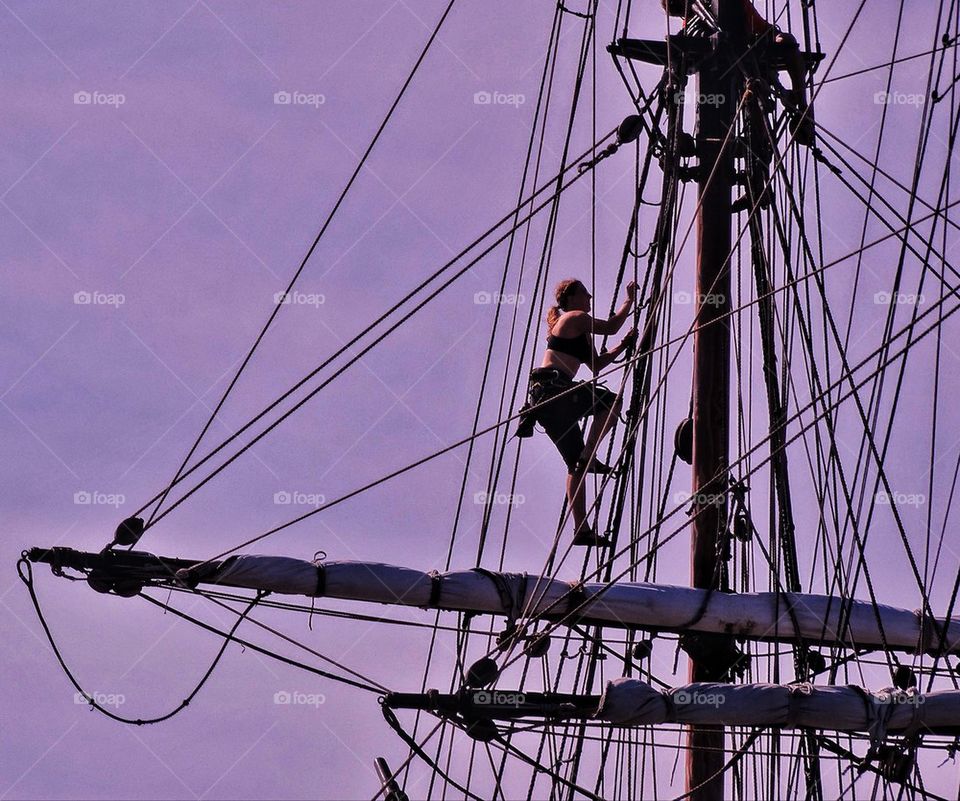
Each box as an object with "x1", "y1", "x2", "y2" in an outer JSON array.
[
  {"x1": 920, "y1": 28, "x2": 960, "y2": 693},
  {"x1": 17, "y1": 556, "x2": 263, "y2": 725},
  {"x1": 670, "y1": 729, "x2": 765, "y2": 801},
  {"x1": 477, "y1": 11, "x2": 608, "y2": 784},
  {"x1": 811, "y1": 131, "x2": 960, "y2": 282},
  {"x1": 928, "y1": 5, "x2": 960, "y2": 595},
  {"x1": 822, "y1": 42, "x2": 959, "y2": 85},
  {"x1": 380, "y1": 705, "x2": 486, "y2": 801},
  {"x1": 752, "y1": 152, "x2": 908, "y2": 670},
  {"x1": 768, "y1": 94, "x2": 952, "y2": 536},
  {"x1": 924, "y1": 23, "x2": 958, "y2": 600},
  {"x1": 815, "y1": 124, "x2": 960, "y2": 236},
  {"x1": 182, "y1": 188, "x2": 960, "y2": 577},
  {"x1": 369, "y1": 717, "x2": 445, "y2": 801},
  {"x1": 160, "y1": 584, "x2": 466, "y2": 632},
  {"x1": 509, "y1": 87, "x2": 753, "y2": 628},
  {"x1": 144, "y1": 132, "x2": 618, "y2": 532},
  {"x1": 489, "y1": 732, "x2": 604, "y2": 801},
  {"x1": 837, "y1": 0, "x2": 957, "y2": 488},
  {"x1": 816, "y1": 736, "x2": 951, "y2": 801},
  {"x1": 755, "y1": 142, "x2": 902, "y2": 672},
  {"x1": 443, "y1": 0, "x2": 562, "y2": 576},
  {"x1": 840, "y1": 0, "x2": 908, "y2": 351},
  {"x1": 490, "y1": 288, "x2": 960, "y2": 668},
  {"x1": 135, "y1": 592, "x2": 382, "y2": 693},
  {"x1": 133, "y1": 130, "x2": 616, "y2": 532},
  {"x1": 476, "y1": 0, "x2": 596, "y2": 570},
  {"x1": 787, "y1": 118, "x2": 960, "y2": 631},
  {"x1": 143, "y1": 0, "x2": 460, "y2": 529},
  {"x1": 194, "y1": 216, "x2": 960, "y2": 576},
  {"x1": 416, "y1": 5, "x2": 567, "y2": 785},
  {"x1": 796, "y1": 131, "x2": 960, "y2": 616},
  {"x1": 192, "y1": 589, "x2": 390, "y2": 693},
  {"x1": 816, "y1": 10, "x2": 960, "y2": 450}
]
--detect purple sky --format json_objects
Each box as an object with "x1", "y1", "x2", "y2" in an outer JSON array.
[{"x1": 3, "y1": 1, "x2": 960, "y2": 798}]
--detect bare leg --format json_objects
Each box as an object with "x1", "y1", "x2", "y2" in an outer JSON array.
[
  {"x1": 566, "y1": 469, "x2": 588, "y2": 535},
  {"x1": 580, "y1": 397, "x2": 622, "y2": 466}
]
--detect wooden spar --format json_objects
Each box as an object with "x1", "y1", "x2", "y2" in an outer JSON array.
[
  {"x1": 385, "y1": 679, "x2": 960, "y2": 736},
  {"x1": 688, "y1": 2, "x2": 741, "y2": 797},
  {"x1": 26, "y1": 548, "x2": 960, "y2": 655}
]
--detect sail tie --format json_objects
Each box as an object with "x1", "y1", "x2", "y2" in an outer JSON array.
[
  {"x1": 427, "y1": 571, "x2": 443, "y2": 608},
  {"x1": 785, "y1": 682, "x2": 813, "y2": 728}
]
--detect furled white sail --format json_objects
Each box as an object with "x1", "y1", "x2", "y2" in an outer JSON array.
[
  {"x1": 596, "y1": 678, "x2": 958, "y2": 734},
  {"x1": 190, "y1": 555, "x2": 960, "y2": 653}
]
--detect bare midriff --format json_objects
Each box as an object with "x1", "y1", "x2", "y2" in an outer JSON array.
[{"x1": 540, "y1": 349, "x2": 581, "y2": 379}]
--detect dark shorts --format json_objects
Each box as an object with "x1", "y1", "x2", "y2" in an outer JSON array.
[{"x1": 527, "y1": 368, "x2": 618, "y2": 473}]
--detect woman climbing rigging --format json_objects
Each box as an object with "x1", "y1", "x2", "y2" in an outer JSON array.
[{"x1": 521, "y1": 278, "x2": 637, "y2": 547}]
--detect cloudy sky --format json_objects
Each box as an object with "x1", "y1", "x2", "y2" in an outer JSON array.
[{"x1": 2, "y1": 1, "x2": 959, "y2": 798}]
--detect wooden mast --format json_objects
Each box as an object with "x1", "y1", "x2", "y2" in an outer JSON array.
[{"x1": 687, "y1": 2, "x2": 742, "y2": 798}]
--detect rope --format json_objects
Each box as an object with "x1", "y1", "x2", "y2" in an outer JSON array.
[{"x1": 144, "y1": 0, "x2": 461, "y2": 528}]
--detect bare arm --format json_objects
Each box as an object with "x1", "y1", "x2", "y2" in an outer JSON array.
[
  {"x1": 590, "y1": 328, "x2": 637, "y2": 375},
  {"x1": 560, "y1": 281, "x2": 638, "y2": 337}
]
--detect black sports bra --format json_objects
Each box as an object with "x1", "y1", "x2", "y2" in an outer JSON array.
[{"x1": 546, "y1": 330, "x2": 591, "y2": 363}]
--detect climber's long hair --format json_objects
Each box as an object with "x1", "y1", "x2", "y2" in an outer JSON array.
[{"x1": 546, "y1": 279, "x2": 583, "y2": 333}]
